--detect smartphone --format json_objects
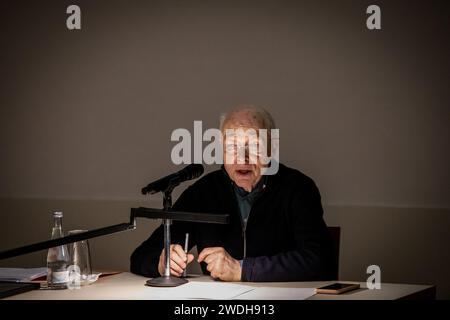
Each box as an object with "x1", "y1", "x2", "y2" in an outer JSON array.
[{"x1": 315, "y1": 283, "x2": 360, "y2": 294}]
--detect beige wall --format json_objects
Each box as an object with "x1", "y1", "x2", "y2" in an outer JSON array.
[
  {"x1": 0, "y1": 1, "x2": 449, "y2": 299},
  {"x1": 1, "y1": 1, "x2": 449, "y2": 207}
]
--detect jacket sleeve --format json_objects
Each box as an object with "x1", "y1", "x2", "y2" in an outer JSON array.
[
  {"x1": 241, "y1": 180, "x2": 333, "y2": 282},
  {"x1": 129, "y1": 186, "x2": 198, "y2": 278}
]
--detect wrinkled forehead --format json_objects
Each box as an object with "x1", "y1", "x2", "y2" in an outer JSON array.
[{"x1": 222, "y1": 127, "x2": 267, "y2": 146}]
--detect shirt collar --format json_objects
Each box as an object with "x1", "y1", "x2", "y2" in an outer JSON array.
[{"x1": 234, "y1": 176, "x2": 266, "y2": 198}]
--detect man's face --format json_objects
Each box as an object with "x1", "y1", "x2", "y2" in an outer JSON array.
[{"x1": 222, "y1": 113, "x2": 265, "y2": 192}]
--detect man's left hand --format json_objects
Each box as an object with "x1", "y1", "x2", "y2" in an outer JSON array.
[{"x1": 197, "y1": 247, "x2": 242, "y2": 282}]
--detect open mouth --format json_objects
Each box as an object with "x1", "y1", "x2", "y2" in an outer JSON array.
[{"x1": 236, "y1": 169, "x2": 252, "y2": 176}]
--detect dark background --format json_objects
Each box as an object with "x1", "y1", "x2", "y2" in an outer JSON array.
[{"x1": 1, "y1": 0, "x2": 449, "y2": 298}]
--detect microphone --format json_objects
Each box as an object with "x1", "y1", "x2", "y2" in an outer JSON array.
[{"x1": 141, "y1": 164, "x2": 204, "y2": 195}]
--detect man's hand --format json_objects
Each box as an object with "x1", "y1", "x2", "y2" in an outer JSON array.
[
  {"x1": 158, "y1": 244, "x2": 194, "y2": 277},
  {"x1": 198, "y1": 247, "x2": 242, "y2": 282}
]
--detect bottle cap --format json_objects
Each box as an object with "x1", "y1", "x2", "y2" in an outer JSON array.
[{"x1": 53, "y1": 211, "x2": 63, "y2": 217}]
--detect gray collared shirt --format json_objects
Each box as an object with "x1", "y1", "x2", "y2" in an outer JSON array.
[{"x1": 233, "y1": 176, "x2": 267, "y2": 231}]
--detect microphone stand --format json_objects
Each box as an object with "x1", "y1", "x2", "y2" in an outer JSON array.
[{"x1": 145, "y1": 184, "x2": 187, "y2": 287}]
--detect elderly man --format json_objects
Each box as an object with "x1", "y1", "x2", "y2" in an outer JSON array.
[{"x1": 130, "y1": 105, "x2": 333, "y2": 282}]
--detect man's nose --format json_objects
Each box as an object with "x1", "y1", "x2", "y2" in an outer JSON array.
[
  {"x1": 245, "y1": 147, "x2": 250, "y2": 163},
  {"x1": 236, "y1": 146, "x2": 251, "y2": 164}
]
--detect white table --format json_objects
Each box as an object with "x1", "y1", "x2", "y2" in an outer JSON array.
[{"x1": 4, "y1": 272, "x2": 435, "y2": 300}]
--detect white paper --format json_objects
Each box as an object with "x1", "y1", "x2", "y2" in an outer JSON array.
[
  {"x1": 233, "y1": 287, "x2": 316, "y2": 300},
  {"x1": 0, "y1": 267, "x2": 47, "y2": 282},
  {"x1": 152, "y1": 281, "x2": 255, "y2": 300}
]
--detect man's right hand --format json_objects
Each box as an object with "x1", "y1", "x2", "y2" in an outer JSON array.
[{"x1": 158, "y1": 244, "x2": 194, "y2": 277}]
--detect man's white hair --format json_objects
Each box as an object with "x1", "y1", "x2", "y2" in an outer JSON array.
[{"x1": 220, "y1": 104, "x2": 276, "y2": 132}]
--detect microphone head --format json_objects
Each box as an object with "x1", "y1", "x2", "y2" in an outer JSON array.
[
  {"x1": 180, "y1": 163, "x2": 204, "y2": 181},
  {"x1": 141, "y1": 163, "x2": 204, "y2": 195}
]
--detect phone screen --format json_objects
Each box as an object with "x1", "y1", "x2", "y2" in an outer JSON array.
[{"x1": 318, "y1": 283, "x2": 355, "y2": 290}]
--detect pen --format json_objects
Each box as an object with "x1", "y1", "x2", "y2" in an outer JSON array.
[{"x1": 183, "y1": 233, "x2": 189, "y2": 278}]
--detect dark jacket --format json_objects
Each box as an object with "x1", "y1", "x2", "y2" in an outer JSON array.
[{"x1": 130, "y1": 163, "x2": 333, "y2": 282}]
